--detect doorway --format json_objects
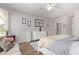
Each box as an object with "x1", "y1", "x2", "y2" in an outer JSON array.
[{"x1": 56, "y1": 23, "x2": 61, "y2": 34}]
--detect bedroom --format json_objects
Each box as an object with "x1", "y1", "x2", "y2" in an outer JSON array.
[{"x1": 0, "y1": 3, "x2": 79, "y2": 55}]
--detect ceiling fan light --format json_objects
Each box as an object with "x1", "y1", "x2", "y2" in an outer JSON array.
[{"x1": 46, "y1": 6, "x2": 52, "y2": 11}]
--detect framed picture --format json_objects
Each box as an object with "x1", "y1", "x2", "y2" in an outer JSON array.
[
  {"x1": 27, "y1": 20, "x2": 31, "y2": 26},
  {"x1": 22, "y1": 18, "x2": 26, "y2": 24},
  {"x1": 35, "y1": 19, "x2": 44, "y2": 27}
]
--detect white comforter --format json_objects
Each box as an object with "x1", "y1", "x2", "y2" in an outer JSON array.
[
  {"x1": 70, "y1": 41, "x2": 79, "y2": 55},
  {"x1": 39, "y1": 41, "x2": 79, "y2": 55},
  {"x1": 48, "y1": 39, "x2": 73, "y2": 55},
  {"x1": 21, "y1": 40, "x2": 79, "y2": 55},
  {"x1": 38, "y1": 35, "x2": 79, "y2": 55},
  {"x1": 38, "y1": 35, "x2": 70, "y2": 48}
]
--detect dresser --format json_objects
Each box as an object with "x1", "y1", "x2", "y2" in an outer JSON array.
[{"x1": 32, "y1": 31, "x2": 47, "y2": 41}]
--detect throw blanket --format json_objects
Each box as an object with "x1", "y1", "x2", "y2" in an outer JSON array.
[{"x1": 47, "y1": 37, "x2": 76, "y2": 55}]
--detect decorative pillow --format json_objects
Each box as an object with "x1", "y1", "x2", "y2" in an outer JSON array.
[
  {"x1": 3, "y1": 37, "x2": 14, "y2": 42},
  {"x1": 0, "y1": 39, "x2": 14, "y2": 52}
]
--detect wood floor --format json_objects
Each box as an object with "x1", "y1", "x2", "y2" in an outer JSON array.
[{"x1": 19, "y1": 42, "x2": 42, "y2": 55}]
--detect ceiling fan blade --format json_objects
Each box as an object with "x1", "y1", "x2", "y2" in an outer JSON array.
[
  {"x1": 54, "y1": 5, "x2": 62, "y2": 9},
  {"x1": 39, "y1": 7, "x2": 47, "y2": 10},
  {"x1": 39, "y1": 8, "x2": 43, "y2": 9}
]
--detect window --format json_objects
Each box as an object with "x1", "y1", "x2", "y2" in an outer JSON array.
[{"x1": 0, "y1": 8, "x2": 8, "y2": 36}]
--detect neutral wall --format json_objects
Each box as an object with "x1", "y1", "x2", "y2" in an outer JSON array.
[
  {"x1": 72, "y1": 10, "x2": 79, "y2": 36},
  {"x1": 0, "y1": 5, "x2": 50, "y2": 42},
  {"x1": 54, "y1": 16, "x2": 73, "y2": 35},
  {"x1": 45, "y1": 19, "x2": 56, "y2": 36},
  {"x1": 10, "y1": 10, "x2": 50, "y2": 42}
]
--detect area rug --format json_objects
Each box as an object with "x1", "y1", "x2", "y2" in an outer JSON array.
[{"x1": 19, "y1": 42, "x2": 41, "y2": 55}]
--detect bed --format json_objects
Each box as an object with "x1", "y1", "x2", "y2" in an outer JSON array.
[
  {"x1": 38, "y1": 34, "x2": 79, "y2": 55},
  {"x1": 38, "y1": 34, "x2": 71, "y2": 48}
]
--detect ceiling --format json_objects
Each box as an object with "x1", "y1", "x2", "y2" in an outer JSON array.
[{"x1": 0, "y1": 3, "x2": 79, "y2": 19}]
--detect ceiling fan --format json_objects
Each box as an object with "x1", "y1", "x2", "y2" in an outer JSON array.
[{"x1": 40, "y1": 3, "x2": 58, "y2": 11}]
